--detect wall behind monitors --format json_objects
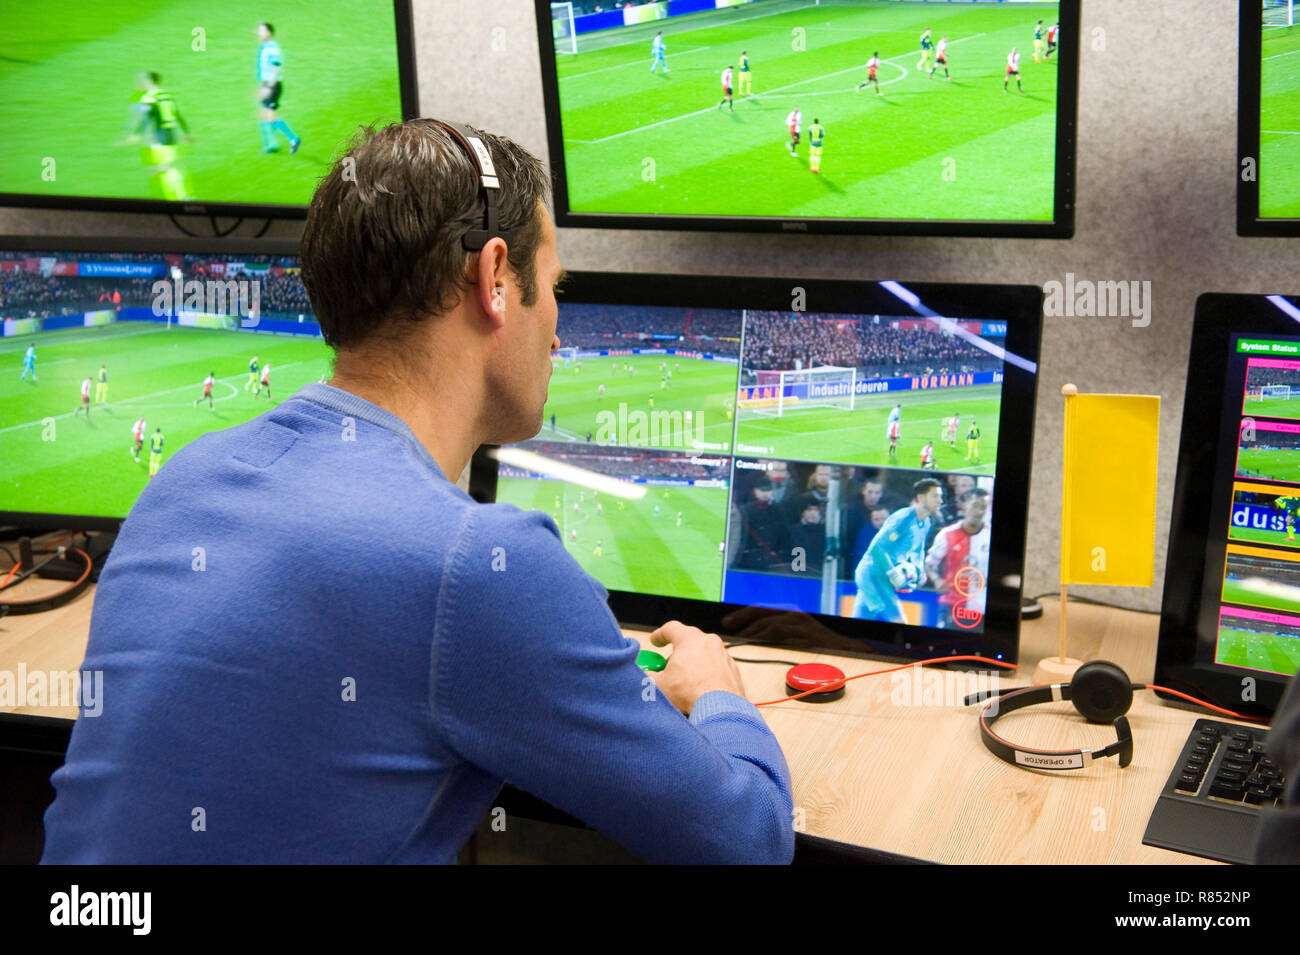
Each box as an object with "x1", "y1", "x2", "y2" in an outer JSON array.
[
  {"x1": 1240, "y1": 0, "x2": 1300, "y2": 233},
  {"x1": 538, "y1": 0, "x2": 1078, "y2": 237},
  {"x1": 0, "y1": 1, "x2": 418, "y2": 219}
]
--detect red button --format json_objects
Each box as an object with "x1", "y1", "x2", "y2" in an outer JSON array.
[{"x1": 785, "y1": 663, "x2": 847, "y2": 692}]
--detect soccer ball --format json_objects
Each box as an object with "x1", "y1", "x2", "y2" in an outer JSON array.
[{"x1": 888, "y1": 559, "x2": 921, "y2": 591}]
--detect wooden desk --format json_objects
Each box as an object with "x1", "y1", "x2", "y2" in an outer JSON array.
[
  {"x1": 0, "y1": 585, "x2": 1245, "y2": 863},
  {"x1": 622, "y1": 601, "x2": 1239, "y2": 864}
]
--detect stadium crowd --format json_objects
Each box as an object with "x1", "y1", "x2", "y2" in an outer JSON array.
[
  {"x1": 742, "y1": 312, "x2": 1004, "y2": 381},
  {"x1": 557, "y1": 304, "x2": 742, "y2": 356}
]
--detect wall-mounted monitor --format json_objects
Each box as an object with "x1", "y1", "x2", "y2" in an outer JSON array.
[
  {"x1": 538, "y1": 0, "x2": 1077, "y2": 237},
  {"x1": 0, "y1": 1, "x2": 418, "y2": 219},
  {"x1": 1238, "y1": 0, "x2": 1300, "y2": 234},
  {"x1": 1, "y1": 235, "x2": 328, "y2": 529}
]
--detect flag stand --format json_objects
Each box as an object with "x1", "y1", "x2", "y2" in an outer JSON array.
[{"x1": 1034, "y1": 383, "x2": 1083, "y2": 685}]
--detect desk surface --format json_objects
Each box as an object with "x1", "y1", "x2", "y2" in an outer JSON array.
[{"x1": 0, "y1": 584, "x2": 1243, "y2": 864}]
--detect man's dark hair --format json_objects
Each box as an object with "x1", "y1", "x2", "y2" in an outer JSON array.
[
  {"x1": 961, "y1": 488, "x2": 990, "y2": 504},
  {"x1": 912, "y1": 478, "x2": 941, "y2": 499},
  {"x1": 300, "y1": 119, "x2": 550, "y2": 351},
  {"x1": 260, "y1": 21, "x2": 274, "y2": 34}
]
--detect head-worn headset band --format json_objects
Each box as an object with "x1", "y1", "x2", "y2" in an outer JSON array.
[
  {"x1": 966, "y1": 684, "x2": 1135, "y2": 771},
  {"x1": 429, "y1": 120, "x2": 511, "y2": 251}
]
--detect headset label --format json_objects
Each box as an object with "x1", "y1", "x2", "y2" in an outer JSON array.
[
  {"x1": 1014, "y1": 751, "x2": 1083, "y2": 770},
  {"x1": 466, "y1": 136, "x2": 497, "y2": 177}
]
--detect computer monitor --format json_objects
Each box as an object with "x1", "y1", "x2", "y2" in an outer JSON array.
[
  {"x1": 471, "y1": 273, "x2": 1042, "y2": 663},
  {"x1": 0, "y1": 236, "x2": 329, "y2": 529},
  {"x1": 0, "y1": 2, "x2": 418, "y2": 218},
  {"x1": 1238, "y1": 0, "x2": 1300, "y2": 234},
  {"x1": 537, "y1": 0, "x2": 1078, "y2": 237},
  {"x1": 1155, "y1": 293, "x2": 1300, "y2": 719}
]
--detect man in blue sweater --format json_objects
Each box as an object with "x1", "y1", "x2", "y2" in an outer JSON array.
[{"x1": 41, "y1": 119, "x2": 794, "y2": 865}]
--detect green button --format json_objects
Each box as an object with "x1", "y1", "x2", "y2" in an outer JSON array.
[{"x1": 637, "y1": 650, "x2": 667, "y2": 672}]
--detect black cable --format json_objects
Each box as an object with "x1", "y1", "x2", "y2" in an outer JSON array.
[
  {"x1": 0, "y1": 553, "x2": 59, "y2": 592},
  {"x1": 730, "y1": 656, "x2": 804, "y2": 666},
  {"x1": 209, "y1": 215, "x2": 245, "y2": 237},
  {"x1": 0, "y1": 543, "x2": 15, "y2": 564},
  {"x1": 0, "y1": 548, "x2": 93, "y2": 615},
  {"x1": 1030, "y1": 591, "x2": 1160, "y2": 616},
  {"x1": 253, "y1": 217, "x2": 274, "y2": 238},
  {"x1": 168, "y1": 212, "x2": 202, "y2": 237}
]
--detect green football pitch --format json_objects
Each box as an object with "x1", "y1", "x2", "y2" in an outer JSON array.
[
  {"x1": 495, "y1": 477, "x2": 728, "y2": 601},
  {"x1": 1243, "y1": 394, "x2": 1300, "y2": 419},
  {"x1": 542, "y1": 354, "x2": 738, "y2": 450},
  {"x1": 555, "y1": 0, "x2": 1060, "y2": 221},
  {"x1": 1216, "y1": 626, "x2": 1300, "y2": 677},
  {"x1": 1261, "y1": 23, "x2": 1300, "y2": 217},
  {"x1": 0, "y1": 0, "x2": 402, "y2": 206},
  {"x1": 1, "y1": 323, "x2": 331, "y2": 519},
  {"x1": 736, "y1": 383, "x2": 998, "y2": 471},
  {"x1": 1222, "y1": 575, "x2": 1300, "y2": 615},
  {"x1": 1237, "y1": 446, "x2": 1300, "y2": 483},
  {"x1": 1228, "y1": 524, "x2": 1300, "y2": 549}
]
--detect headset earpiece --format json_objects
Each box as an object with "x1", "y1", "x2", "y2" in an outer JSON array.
[{"x1": 1069, "y1": 660, "x2": 1134, "y2": 724}]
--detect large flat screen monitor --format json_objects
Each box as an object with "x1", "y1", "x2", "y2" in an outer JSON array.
[
  {"x1": 0, "y1": 2, "x2": 418, "y2": 218},
  {"x1": 538, "y1": 0, "x2": 1077, "y2": 237},
  {"x1": 1, "y1": 236, "x2": 330, "y2": 528},
  {"x1": 470, "y1": 273, "x2": 1043, "y2": 663},
  {"x1": 1238, "y1": 1, "x2": 1300, "y2": 234},
  {"x1": 1156, "y1": 293, "x2": 1300, "y2": 718}
]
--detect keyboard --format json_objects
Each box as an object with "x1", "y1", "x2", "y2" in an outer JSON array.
[{"x1": 1142, "y1": 719, "x2": 1286, "y2": 864}]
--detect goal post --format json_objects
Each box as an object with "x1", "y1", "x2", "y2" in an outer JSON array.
[
  {"x1": 551, "y1": 2, "x2": 578, "y2": 54},
  {"x1": 752, "y1": 365, "x2": 857, "y2": 416},
  {"x1": 553, "y1": 346, "x2": 579, "y2": 364},
  {"x1": 1263, "y1": 384, "x2": 1293, "y2": 400},
  {"x1": 1265, "y1": 0, "x2": 1294, "y2": 27}
]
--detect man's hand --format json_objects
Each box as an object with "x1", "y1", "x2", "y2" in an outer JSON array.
[{"x1": 647, "y1": 620, "x2": 746, "y2": 716}]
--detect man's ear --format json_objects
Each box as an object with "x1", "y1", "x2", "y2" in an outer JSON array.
[{"x1": 474, "y1": 237, "x2": 511, "y2": 325}]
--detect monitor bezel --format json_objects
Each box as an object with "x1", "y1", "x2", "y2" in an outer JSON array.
[
  {"x1": 0, "y1": 233, "x2": 303, "y2": 533},
  {"x1": 534, "y1": 0, "x2": 1079, "y2": 239},
  {"x1": 0, "y1": 0, "x2": 419, "y2": 221},
  {"x1": 470, "y1": 271, "x2": 1042, "y2": 665},
  {"x1": 1237, "y1": 0, "x2": 1298, "y2": 236},
  {"x1": 1155, "y1": 292, "x2": 1298, "y2": 720}
]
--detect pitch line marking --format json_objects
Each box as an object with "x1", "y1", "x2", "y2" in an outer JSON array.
[
  {"x1": 582, "y1": 33, "x2": 984, "y2": 144},
  {"x1": 0, "y1": 325, "x2": 166, "y2": 354},
  {"x1": 0, "y1": 362, "x2": 303, "y2": 434},
  {"x1": 570, "y1": 1, "x2": 821, "y2": 55},
  {"x1": 561, "y1": 45, "x2": 712, "y2": 80}
]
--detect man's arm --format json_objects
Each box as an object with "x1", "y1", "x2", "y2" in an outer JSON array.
[{"x1": 432, "y1": 506, "x2": 794, "y2": 864}]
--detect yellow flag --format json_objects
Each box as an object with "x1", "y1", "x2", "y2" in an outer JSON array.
[{"x1": 1061, "y1": 393, "x2": 1160, "y2": 586}]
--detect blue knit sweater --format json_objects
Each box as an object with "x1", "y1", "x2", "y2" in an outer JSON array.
[{"x1": 41, "y1": 384, "x2": 794, "y2": 864}]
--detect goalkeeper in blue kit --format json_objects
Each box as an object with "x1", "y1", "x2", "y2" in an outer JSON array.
[{"x1": 852, "y1": 479, "x2": 944, "y2": 622}]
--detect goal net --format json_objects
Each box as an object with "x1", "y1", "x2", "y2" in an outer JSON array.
[
  {"x1": 553, "y1": 346, "x2": 579, "y2": 365},
  {"x1": 1263, "y1": 384, "x2": 1293, "y2": 400},
  {"x1": 1265, "y1": 0, "x2": 1294, "y2": 27},
  {"x1": 551, "y1": 3, "x2": 578, "y2": 55},
  {"x1": 750, "y1": 366, "x2": 857, "y2": 416}
]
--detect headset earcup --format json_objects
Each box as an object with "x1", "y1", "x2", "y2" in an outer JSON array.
[{"x1": 1071, "y1": 660, "x2": 1133, "y2": 723}]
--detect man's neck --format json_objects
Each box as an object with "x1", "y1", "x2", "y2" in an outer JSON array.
[{"x1": 329, "y1": 345, "x2": 483, "y2": 483}]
